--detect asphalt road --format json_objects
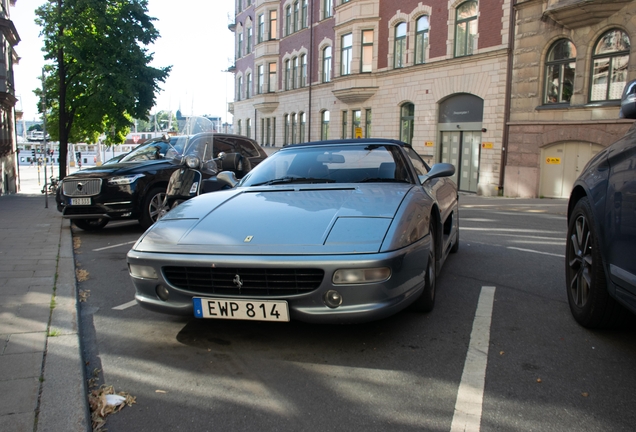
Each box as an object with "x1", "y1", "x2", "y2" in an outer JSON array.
[{"x1": 71, "y1": 195, "x2": 636, "y2": 432}]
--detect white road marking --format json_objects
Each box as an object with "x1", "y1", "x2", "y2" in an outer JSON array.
[
  {"x1": 450, "y1": 286, "x2": 496, "y2": 432},
  {"x1": 93, "y1": 240, "x2": 137, "y2": 252},
  {"x1": 112, "y1": 300, "x2": 138, "y2": 310},
  {"x1": 507, "y1": 246, "x2": 565, "y2": 258}
]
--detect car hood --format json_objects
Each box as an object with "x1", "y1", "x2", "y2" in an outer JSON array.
[
  {"x1": 64, "y1": 160, "x2": 170, "y2": 179},
  {"x1": 134, "y1": 184, "x2": 413, "y2": 255}
]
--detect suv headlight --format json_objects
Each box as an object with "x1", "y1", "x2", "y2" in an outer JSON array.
[{"x1": 108, "y1": 174, "x2": 145, "y2": 185}]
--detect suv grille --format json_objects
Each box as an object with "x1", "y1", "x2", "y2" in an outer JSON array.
[
  {"x1": 63, "y1": 179, "x2": 102, "y2": 197},
  {"x1": 163, "y1": 266, "x2": 324, "y2": 296}
]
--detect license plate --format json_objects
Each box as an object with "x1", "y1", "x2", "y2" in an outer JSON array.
[
  {"x1": 70, "y1": 198, "x2": 91, "y2": 205},
  {"x1": 193, "y1": 297, "x2": 290, "y2": 322}
]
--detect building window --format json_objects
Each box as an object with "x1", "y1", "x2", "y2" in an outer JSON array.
[
  {"x1": 352, "y1": 110, "x2": 361, "y2": 138},
  {"x1": 341, "y1": 33, "x2": 353, "y2": 76},
  {"x1": 394, "y1": 23, "x2": 407, "y2": 68},
  {"x1": 544, "y1": 39, "x2": 576, "y2": 104},
  {"x1": 285, "y1": 59, "x2": 291, "y2": 90},
  {"x1": 323, "y1": 46, "x2": 332, "y2": 83},
  {"x1": 246, "y1": 27, "x2": 252, "y2": 53},
  {"x1": 286, "y1": 5, "x2": 292, "y2": 36},
  {"x1": 590, "y1": 29, "x2": 630, "y2": 102},
  {"x1": 237, "y1": 76, "x2": 243, "y2": 101},
  {"x1": 301, "y1": 0, "x2": 308, "y2": 29},
  {"x1": 361, "y1": 30, "x2": 373, "y2": 73},
  {"x1": 415, "y1": 16, "x2": 429, "y2": 64},
  {"x1": 293, "y1": 1, "x2": 299, "y2": 33},
  {"x1": 246, "y1": 73, "x2": 252, "y2": 99},
  {"x1": 272, "y1": 117, "x2": 276, "y2": 146},
  {"x1": 258, "y1": 14, "x2": 264, "y2": 44},
  {"x1": 365, "y1": 109, "x2": 372, "y2": 137},
  {"x1": 237, "y1": 119, "x2": 242, "y2": 136},
  {"x1": 321, "y1": 110, "x2": 330, "y2": 140},
  {"x1": 246, "y1": 118, "x2": 251, "y2": 139},
  {"x1": 323, "y1": 0, "x2": 332, "y2": 19},
  {"x1": 299, "y1": 112, "x2": 306, "y2": 143},
  {"x1": 238, "y1": 0, "x2": 242, "y2": 13},
  {"x1": 269, "y1": 10, "x2": 278, "y2": 40},
  {"x1": 455, "y1": 1, "x2": 477, "y2": 57},
  {"x1": 300, "y1": 54, "x2": 307, "y2": 87},
  {"x1": 341, "y1": 110, "x2": 348, "y2": 138},
  {"x1": 268, "y1": 62, "x2": 277, "y2": 92},
  {"x1": 284, "y1": 114, "x2": 290, "y2": 145},
  {"x1": 292, "y1": 113, "x2": 298, "y2": 144},
  {"x1": 292, "y1": 57, "x2": 299, "y2": 89},
  {"x1": 257, "y1": 65, "x2": 264, "y2": 94},
  {"x1": 400, "y1": 103, "x2": 414, "y2": 144},
  {"x1": 238, "y1": 32, "x2": 243, "y2": 58}
]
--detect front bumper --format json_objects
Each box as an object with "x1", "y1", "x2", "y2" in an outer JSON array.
[{"x1": 127, "y1": 238, "x2": 430, "y2": 324}]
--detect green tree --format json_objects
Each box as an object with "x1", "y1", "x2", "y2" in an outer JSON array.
[{"x1": 35, "y1": 0, "x2": 171, "y2": 179}]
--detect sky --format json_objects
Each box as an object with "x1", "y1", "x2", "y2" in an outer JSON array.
[{"x1": 11, "y1": 0, "x2": 236, "y2": 123}]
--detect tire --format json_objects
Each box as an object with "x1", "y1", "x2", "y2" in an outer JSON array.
[
  {"x1": 139, "y1": 187, "x2": 166, "y2": 230},
  {"x1": 411, "y1": 220, "x2": 437, "y2": 312},
  {"x1": 73, "y1": 218, "x2": 108, "y2": 231},
  {"x1": 565, "y1": 197, "x2": 627, "y2": 328}
]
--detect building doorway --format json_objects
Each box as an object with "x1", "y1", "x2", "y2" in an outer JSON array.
[{"x1": 441, "y1": 131, "x2": 481, "y2": 192}]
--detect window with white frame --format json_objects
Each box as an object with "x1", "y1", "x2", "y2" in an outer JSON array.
[
  {"x1": 258, "y1": 14, "x2": 264, "y2": 44},
  {"x1": 246, "y1": 73, "x2": 252, "y2": 99},
  {"x1": 257, "y1": 64, "x2": 264, "y2": 94},
  {"x1": 321, "y1": 110, "x2": 330, "y2": 140},
  {"x1": 292, "y1": 56, "x2": 298, "y2": 89},
  {"x1": 341, "y1": 33, "x2": 353, "y2": 75},
  {"x1": 361, "y1": 30, "x2": 373, "y2": 73},
  {"x1": 269, "y1": 10, "x2": 278, "y2": 39},
  {"x1": 286, "y1": 5, "x2": 292, "y2": 36},
  {"x1": 323, "y1": 0, "x2": 332, "y2": 19},
  {"x1": 268, "y1": 62, "x2": 277, "y2": 92},
  {"x1": 323, "y1": 46, "x2": 332, "y2": 83},
  {"x1": 237, "y1": 75, "x2": 243, "y2": 101},
  {"x1": 301, "y1": 54, "x2": 307, "y2": 87},
  {"x1": 285, "y1": 59, "x2": 291, "y2": 90}
]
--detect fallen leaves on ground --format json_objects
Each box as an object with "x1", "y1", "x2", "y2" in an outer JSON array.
[
  {"x1": 76, "y1": 269, "x2": 89, "y2": 282},
  {"x1": 88, "y1": 385, "x2": 136, "y2": 432},
  {"x1": 73, "y1": 237, "x2": 81, "y2": 250},
  {"x1": 78, "y1": 289, "x2": 90, "y2": 301}
]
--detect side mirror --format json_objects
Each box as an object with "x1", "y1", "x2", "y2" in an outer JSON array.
[
  {"x1": 421, "y1": 163, "x2": 455, "y2": 184},
  {"x1": 620, "y1": 79, "x2": 636, "y2": 119},
  {"x1": 216, "y1": 151, "x2": 227, "y2": 160},
  {"x1": 217, "y1": 171, "x2": 239, "y2": 188}
]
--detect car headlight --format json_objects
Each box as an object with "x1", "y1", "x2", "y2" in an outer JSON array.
[
  {"x1": 128, "y1": 264, "x2": 158, "y2": 279},
  {"x1": 108, "y1": 174, "x2": 145, "y2": 185},
  {"x1": 185, "y1": 155, "x2": 201, "y2": 169},
  {"x1": 332, "y1": 267, "x2": 391, "y2": 284}
]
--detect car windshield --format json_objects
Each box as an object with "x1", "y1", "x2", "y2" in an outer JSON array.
[
  {"x1": 240, "y1": 143, "x2": 412, "y2": 187},
  {"x1": 119, "y1": 137, "x2": 183, "y2": 162}
]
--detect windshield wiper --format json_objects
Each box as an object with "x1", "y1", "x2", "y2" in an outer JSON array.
[{"x1": 253, "y1": 176, "x2": 335, "y2": 186}]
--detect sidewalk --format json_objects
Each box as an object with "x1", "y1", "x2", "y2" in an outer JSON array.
[{"x1": 0, "y1": 165, "x2": 89, "y2": 432}]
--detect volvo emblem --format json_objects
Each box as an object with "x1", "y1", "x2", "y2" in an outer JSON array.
[
  {"x1": 76, "y1": 183, "x2": 84, "y2": 192},
  {"x1": 233, "y1": 274, "x2": 243, "y2": 289}
]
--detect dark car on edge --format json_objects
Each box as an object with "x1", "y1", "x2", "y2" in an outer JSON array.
[
  {"x1": 565, "y1": 79, "x2": 636, "y2": 328},
  {"x1": 56, "y1": 134, "x2": 267, "y2": 231}
]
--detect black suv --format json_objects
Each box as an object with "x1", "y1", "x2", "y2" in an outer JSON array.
[{"x1": 56, "y1": 134, "x2": 266, "y2": 231}]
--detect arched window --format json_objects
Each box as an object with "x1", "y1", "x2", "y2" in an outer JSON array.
[
  {"x1": 394, "y1": 22, "x2": 407, "y2": 68},
  {"x1": 400, "y1": 103, "x2": 414, "y2": 144},
  {"x1": 455, "y1": 1, "x2": 477, "y2": 57},
  {"x1": 299, "y1": 112, "x2": 306, "y2": 142},
  {"x1": 236, "y1": 75, "x2": 243, "y2": 101},
  {"x1": 246, "y1": 73, "x2": 252, "y2": 99},
  {"x1": 300, "y1": 54, "x2": 307, "y2": 87},
  {"x1": 321, "y1": 110, "x2": 330, "y2": 140},
  {"x1": 323, "y1": 46, "x2": 332, "y2": 83},
  {"x1": 590, "y1": 29, "x2": 630, "y2": 102},
  {"x1": 544, "y1": 39, "x2": 576, "y2": 104},
  {"x1": 415, "y1": 16, "x2": 429, "y2": 65}
]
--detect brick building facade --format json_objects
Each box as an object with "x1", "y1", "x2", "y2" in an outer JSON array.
[
  {"x1": 0, "y1": 0, "x2": 18, "y2": 195},
  {"x1": 231, "y1": 0, "x2": 513, "y2": 196}
]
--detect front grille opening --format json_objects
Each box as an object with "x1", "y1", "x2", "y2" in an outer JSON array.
[{"x1": 163, "y1": 266, "x2": 324, "y2": 296}]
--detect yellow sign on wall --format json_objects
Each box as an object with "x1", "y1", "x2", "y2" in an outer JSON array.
[
  {"x1": 354, "y1": 127, "x2": 363, "y2": 139},
  {"x1": 546, "y1": 157, "x2": 561, "y2": 164},
  {"x1": 482, "y1": 142, "x2": 493, "y2": 149},
  {"x1": 425, "y1": 141, "x2": 434, "y2": 147}
]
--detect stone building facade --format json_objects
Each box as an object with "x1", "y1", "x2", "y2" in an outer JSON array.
[
  {"x1": 506, "y1": 0, "x2": 636, "y2": 198},
  {"x1": 231, "y1": 0, "x2": 513, "y2": 196},
  {"x1": 0, "y1": 0, "x2": 18, "y2": 195}
]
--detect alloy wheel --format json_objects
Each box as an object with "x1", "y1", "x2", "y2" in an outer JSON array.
[{"x1": 568, "y1": 214, "x2": 592, "y2": 308}]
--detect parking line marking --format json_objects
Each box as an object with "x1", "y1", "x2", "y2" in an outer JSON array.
[
  {"x1": 93, "y1": 241, "x2": 137, "y2": 252},
  {"x1": 450, "y1": 286, "x2": 496, "y2": 432},
  {"x1": 507, "y1": 246, "x2": 565, "y2": 258},
  {"x1": 112, "y1": 300, "x2": 137, "y2": 310}
]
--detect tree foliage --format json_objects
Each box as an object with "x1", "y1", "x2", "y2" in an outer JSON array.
[{"x1": 35, "y1": 0, "x2": 171, "y2": 178}]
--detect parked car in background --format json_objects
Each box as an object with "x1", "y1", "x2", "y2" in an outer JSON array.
[
  {"x1": 127, "y1": 138, "x2": 459, "y2": 324},
  {"x1": 565, "y1": 79, "x2": 636, "y2": 328},
  {"x1": 56, "y1": 132, "x2": 266, "y2": 231}
]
